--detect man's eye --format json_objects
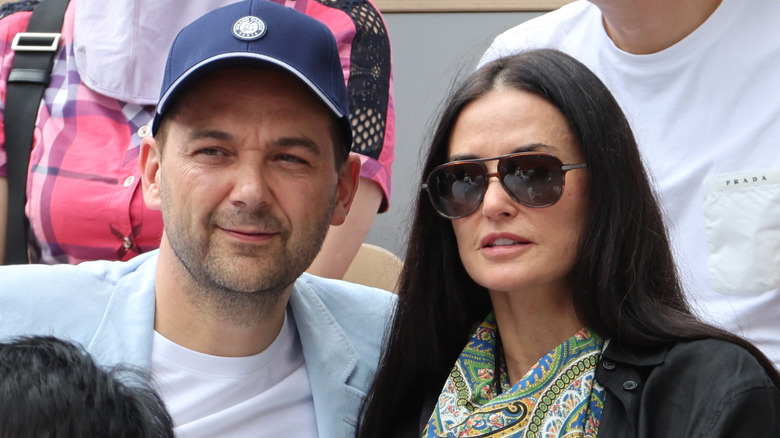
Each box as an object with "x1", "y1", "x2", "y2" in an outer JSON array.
[
  {"x1": 278, "y1": 154, "x2": 309, "y2": 165},
  {"x1": 197, "y1": 148, "x2": 225, "y2": 156}
]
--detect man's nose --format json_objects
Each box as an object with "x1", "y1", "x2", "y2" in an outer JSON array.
[{"x1": 230, "y1": 161, "x2": 270, "y2": 210}]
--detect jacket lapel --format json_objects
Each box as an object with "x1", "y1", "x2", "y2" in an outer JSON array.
[
  {"x1": 86, "y1": 252, "x2": 158, "y2": 369},
  {"x1": 289, "y1": 281, "x2": 363, "y2": 437}
]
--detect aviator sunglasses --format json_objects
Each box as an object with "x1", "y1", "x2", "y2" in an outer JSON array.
[{"x1": 422, "y1": 152, "x2": 587, "y2": 219}]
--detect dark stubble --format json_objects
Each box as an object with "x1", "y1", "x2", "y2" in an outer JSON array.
[{"x1": 161, "y1": 182, "x2": 337, "y2": 326}]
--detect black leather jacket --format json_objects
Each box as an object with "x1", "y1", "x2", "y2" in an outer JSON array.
[{"x1": 596, "y1": 338, "x2": 780, "y2": 437}]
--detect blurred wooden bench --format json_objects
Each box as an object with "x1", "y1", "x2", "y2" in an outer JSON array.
[{"x1": 343, "y1": 243, "x2": 403, "y2": 293}]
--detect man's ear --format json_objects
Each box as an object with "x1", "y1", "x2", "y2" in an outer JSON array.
[
  {"x1": 330, "y1": 154, "x2": 361, "y2": 226},
  {"x1": 139, "y1": 136, "x2": 162, "y2": 211}
]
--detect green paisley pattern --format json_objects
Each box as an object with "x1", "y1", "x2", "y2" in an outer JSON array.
[{"x1": 424, "y1": 312, "x2": 605, "y2": 437}]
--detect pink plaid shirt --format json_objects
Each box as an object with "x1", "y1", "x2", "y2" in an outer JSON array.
[{"x1": 0, "y1": 0, "x2": 394, "y2": 264}]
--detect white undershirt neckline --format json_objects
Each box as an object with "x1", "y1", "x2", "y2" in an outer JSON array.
[{"x1": 150, "y1": 308, "x2": 319, "y2": 437}]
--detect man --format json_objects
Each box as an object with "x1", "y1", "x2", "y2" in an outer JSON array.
[
  {"x1": 0, "y1": 1, "x2": 395, "y2": 436},
  {"x1": 0, "y1": 336, "x2": 174, "y2": 438},
  {"x1": 0, "y1": 0, "x2": 394, "y2": 278},
  {"x1": 480, "y1": 0, "x2": 780, "y2": 366}
]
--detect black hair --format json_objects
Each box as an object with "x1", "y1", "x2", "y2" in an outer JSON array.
[
  {"x1": 0, "y1": 335, "x2": 174, "y2": 438},
  {"x1": 356, "y1": 49, "x2": 780, "y2": 437}
]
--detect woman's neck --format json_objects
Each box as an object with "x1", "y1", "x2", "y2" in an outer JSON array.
[
  {"x1": 489, "y1": 288, "x2": 583, "y2": 384},
  {"x1": 592, "y1": 0, "x2": 722, "y2": 54}
]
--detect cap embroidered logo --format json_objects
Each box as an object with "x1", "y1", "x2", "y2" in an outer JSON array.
[{"x1": 232, "y1": 16, "x2": 267, "y2": 41}]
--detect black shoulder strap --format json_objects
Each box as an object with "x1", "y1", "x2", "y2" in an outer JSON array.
[{"x1": 4, "y1": 0, "x2": 70, "y2": 264}]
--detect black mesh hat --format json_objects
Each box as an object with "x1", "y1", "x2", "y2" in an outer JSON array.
[{"x1": 150, "y1": 0, "x2": 352, "y2": 151}]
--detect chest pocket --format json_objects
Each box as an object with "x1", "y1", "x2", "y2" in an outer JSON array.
[{"x1": 703, "y1": 170, "x2": 780, "y2": 296}]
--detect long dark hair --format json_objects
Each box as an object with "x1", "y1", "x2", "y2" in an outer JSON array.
[{"x1": 357, "y1": 49, "x2": 780, "y2": 437}]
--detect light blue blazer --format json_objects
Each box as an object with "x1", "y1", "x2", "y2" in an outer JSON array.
[{"x1": 0, "y1": 251, "x2": 396, "y2": 437}]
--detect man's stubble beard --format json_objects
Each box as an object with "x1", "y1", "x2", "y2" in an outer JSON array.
[{"x1": 161, "y1": 181, "x2": 337, "y2": 326}]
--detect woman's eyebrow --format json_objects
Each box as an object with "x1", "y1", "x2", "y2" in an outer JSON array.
[
  {"x1": 448, "y1": 143, "x2": 552, "y2": 161},
  {"x1": 510, "y1": 142, "x2": 552, "y2": 154}
]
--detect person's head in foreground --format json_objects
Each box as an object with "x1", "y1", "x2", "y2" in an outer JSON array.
[
  {"x1": 357, "y1": 48, "x2": 780, "y2": 438},
  {"x1": 0, "y1": 336, "x2": 173, "y2": 438}
]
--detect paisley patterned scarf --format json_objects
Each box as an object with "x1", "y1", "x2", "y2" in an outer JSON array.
[{"x1": 424, "y1": 312, "x2": 605, "y2": 437}]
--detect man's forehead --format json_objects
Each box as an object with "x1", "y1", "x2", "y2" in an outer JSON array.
[
  {"x1": 163, "y1": 76, "x2": 335, "y2": 151},
  {"x1": 180, "y1": 127, "x2": 324, "y2": 154}
]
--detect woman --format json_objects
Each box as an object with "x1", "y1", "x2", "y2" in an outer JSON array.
[{"x1": 357, "y1": 49, "x2": 780, "y2": 437}]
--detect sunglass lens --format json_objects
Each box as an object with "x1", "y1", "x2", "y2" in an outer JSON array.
[
  {"x1": 499, "y1": 155, "x2": 563, "y2": 207},
  {"x1": 428, "y1": 162, "x2": 486, "y2": 218}
]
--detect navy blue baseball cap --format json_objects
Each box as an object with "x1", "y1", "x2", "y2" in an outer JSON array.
[{"x1": 151, "y1": 0, "x2": 352, "y2": 150}]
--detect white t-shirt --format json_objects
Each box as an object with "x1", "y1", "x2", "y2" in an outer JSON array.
[
  {"x1": 150, "y1": 309, "x2": 319, "y2": 437},
  {"x1": 481, "y1": 0, "x2": 780, "y2": 365}
]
